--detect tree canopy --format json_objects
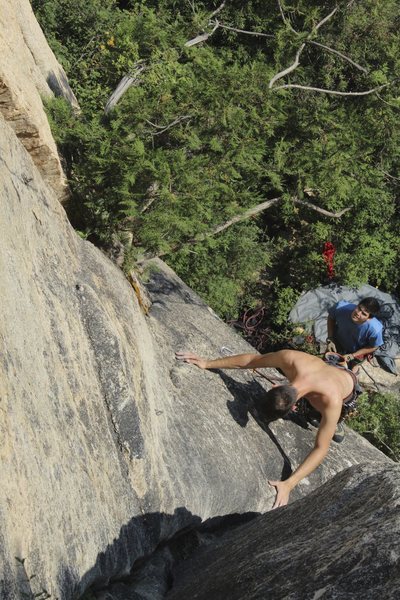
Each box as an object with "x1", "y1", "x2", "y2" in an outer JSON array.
[{"x1": 33, "y1": 0, "x2": 400, "y2": 322}]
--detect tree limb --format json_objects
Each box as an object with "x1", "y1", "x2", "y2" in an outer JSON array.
[
  {"x1": 186, "y1": 0, "x2": 196, "y2": 14},
  {"x1": 144, "y1": 115, "x2": 192, "y2": 135},
  {"x1": 363, "y1": 430, "x2": 399, "y2": 461},
  {"x1": 313, "y1": 6, "x2": 338, "y2": 32},
  {"x1": 104, "y1": 5, "x2": 226, "y2": 111},
  {"x1": 215, "y1": 20, "x2": 363, "y2": 78},
  {"x1": 306, "y1": 40, "x2": 368, "y2": 73},
  {"x1": 139, "y1": 196, "x2": 351, "y2": 260},
  {"x1": 376, "y1": 92, "x2": 400, "y2": 110},
  {"x1": 271, "y1": 82, "x2": 391, "y2": 96},
  {"x1": 185, "y1": 2, "x2": 226, "y2": 47},
  {"x1": 209, "y1": 1, "x2": 226, "y2": 19},
  {"x1": 292, "y1": 197, "x2": 351, "y2": 217},
  {"x1": 140, "y1": 198, "x2": 281, "y2": 259},
  {"x1": 140, "y1": 182, "x2": 160, "y2": 213},
  {"x1": 104, "y1": 64, "x2": 147, "y2": 114},
  {"x1": 277, "y1": 0, "x2": 299, "y2": 35},
  {"x1": 380, "y1": 170, "x2": 400, "y2": 182},
  {"x1": 185, "y1": 20, "x2": 220, "y2": 47},
  {"x1": 269, "y1": 43, "x2": 306, "y2": 89},
  {"x1": 216, "y1": 22, "x2": 274, "y2": 38},
  {"x1": 269, "y1": 6, "x2": 338, "y2": 89},
  {"x1": 207, "y1": 198, "x2": 282, "y2": 237}
]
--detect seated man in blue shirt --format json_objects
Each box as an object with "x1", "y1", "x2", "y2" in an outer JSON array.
[{"x1": 326, "y1": 297, "x2": 384, "y2": 370}]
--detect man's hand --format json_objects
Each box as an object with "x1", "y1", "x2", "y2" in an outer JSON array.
[
  {"x1": 175, "y1": 351, "x2": 208, "y2": 369},
  {"x1": 343, "y1": 353, "x2": 354, "y2": 363},
  {"x1": 268, "y1": 479, "x2": 292, "y2": 508},
  {"x1": 326, "y1": 338, "x2": 337, "y2": 353}
]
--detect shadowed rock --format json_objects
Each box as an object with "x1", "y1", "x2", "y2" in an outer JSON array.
[{"x1": 167, "y1": 462, "x2": 400, "y2": 600}]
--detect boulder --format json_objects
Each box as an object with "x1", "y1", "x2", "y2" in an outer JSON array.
[
  {"x1": 358, "y1": 358, "x2": 400, "y2": 393},
  {"x1": 167, "y1": 462, "x2": 400, "y2": 600},
  {"x1": 0, "y1": 0, "x2": 78, "y2": 201}
]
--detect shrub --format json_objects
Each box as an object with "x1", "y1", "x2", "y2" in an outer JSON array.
[{"x1": 349, "y1": 391, "x2": 400, "y2": 461}]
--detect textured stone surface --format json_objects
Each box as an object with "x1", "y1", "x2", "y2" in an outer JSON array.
[
  {"x1": 0, "y1": 0, "x2": 78, "y2": 200},
  {"x1": 167, "y1": 462, "x2": 400, "y2": 600},
  {"x1": 358, "y1": 358, "x2": 400, "y2": 393}
]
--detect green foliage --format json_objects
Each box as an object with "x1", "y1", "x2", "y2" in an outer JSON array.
[
  {"x1": 170, "y1": 223, "x2": 270, "y2": 318},
  {"x1": 349, "y1": 391, "x2": 400, "y2": 461},
  {"x1": 34, "y1": 0, "x2": 400, "y2": 322},
  {"x1": 269, "y1": 281, "x2": 299, "y2": 326}
]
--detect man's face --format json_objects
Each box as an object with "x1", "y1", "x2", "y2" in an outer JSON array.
[{"x1": 351, "y1": 304, "x2": 371, "y2": 324}]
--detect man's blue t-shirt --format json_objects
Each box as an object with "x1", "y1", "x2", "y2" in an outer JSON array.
[{"x1": 328, "y1": 300, "x2": 384, "y2": 354}]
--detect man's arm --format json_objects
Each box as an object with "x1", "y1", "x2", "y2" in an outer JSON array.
[
  {"x1": 327, "y1": 315, "x2": 336, "y2": 339},
  {"x1": 344, "y1": 345, "x2": 379, "y2": 362},
  {"x1": 269, "y1": 405, "x2": 340, "y2": 508},
  {"x1": 326, "y1": 316, "x2": 338, "y2": 352},
  {"x1": 175, "y1": 350, "x2": 287, "y2": 371}
]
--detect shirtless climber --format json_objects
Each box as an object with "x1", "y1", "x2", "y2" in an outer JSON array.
[{"x1": 175, "y1": 349, "x2": 359, "y2": 509}]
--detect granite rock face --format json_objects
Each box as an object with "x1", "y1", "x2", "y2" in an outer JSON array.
[
  {"x1": 167, "y1": 462, "x2": 400, "y2": 600},
  {"x1": 0, "y1": 0, "x2": 78, "y2": 201},
  {"x1": 358, "y1": 358, "x2": 400, "y2": 393}
]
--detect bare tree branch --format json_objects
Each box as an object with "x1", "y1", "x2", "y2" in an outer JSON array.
[
  {"x1": 185, "y1": 2, "x2": 226, "y2": 47},
  {"x1": 144, "y1": 115, "x2": 192, "y2": 135},
  {"x1": 277, "y1": 0, "x2": 299, "y2": 35},
  {"x1": 105, "y1": 5, "x2": 226, "y2": 111},
  {"x1": 104, "y1": 64, "x2": 147, "y2": 114},
  {"x1": 215, "y1": 9, "x2": 365, "y2": 77},
  {"x1": 362, "y1": 430, "x2": 399, "y2": 461},
  {"x1": 380, "y1": 170, "x2": 400, "y2": 182},
  {"x1": 216, "y1": 22, "x2": 274, "y2": 38},
  {"x1": 209, "y1": 1, "x2": 226, "y2": 19},
  {"x1": 307, "y1": 40, "x2": 368, "y2": 73},
  {"x1": 185, "y1": 20, "x2": 220, "y2": 47},
  {"x1": 292, "y1": 197, "x2": 351, "y2": 217},
  {"x1": 76, "y1": 35, "x2": 96, "y2": 64},
  {"x1": 207, "y1": 198, "x2": 282, "y2": 237},
  {"x1": 215, "y1": 20, "x2": 364, "y2": 81},
  {"x1": 140, "y1": 182, "x2": 160, "y2": 213},
  {"x1": 141, "y1": 198, "x2": 281, "y2": 259},
  {"x1": 269, "y1": 43, "x2": 306, "y2": 88},
  {"x1": 376, "y1": 92, "x2": 400, "y2": 110},
  {"x1": 271, "y1": 82, "x2": 391, "y2": 96},
  {"x1": 269, "y1": 6, "x2": 338, "y2": 89},
  {"x1": 186, "y1": 0, "x2": 196, "y2": 15},
  {"x1": 139, "y1": 196, "x2": 351, "y2": 260},
  {"x1": 313, "y1": 6, "x2": 338, "y2": 32}
]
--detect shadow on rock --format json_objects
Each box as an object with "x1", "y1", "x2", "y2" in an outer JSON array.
[
  {"x1": 71, "y1": 506, "x2": 260, "y2": 600},
  {"x1": 217, "y1": 372, "x2": 293, "y2": 481},
  {"x1": 146, "y1": 270, "x2": 204, "y2": 309}
]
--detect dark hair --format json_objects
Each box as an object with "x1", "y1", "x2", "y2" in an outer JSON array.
[
  {"x1": 359, "y1": 297, "x2": 380, "y2": 317},
  {"x1": 258, "y1": 385, "x2": 298, "y2": 422}
]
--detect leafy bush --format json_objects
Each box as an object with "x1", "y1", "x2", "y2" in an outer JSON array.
[{"x1": 349, "y1": 391, "x2": 400, "y2": 461}]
